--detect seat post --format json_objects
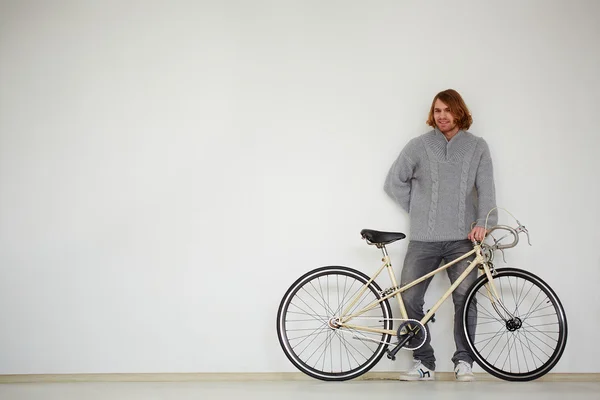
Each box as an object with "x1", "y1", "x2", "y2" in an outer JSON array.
[{"x1": 379, "y1": 245, "x2": 389, "y2": 258}]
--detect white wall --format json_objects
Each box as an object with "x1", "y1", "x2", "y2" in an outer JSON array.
[{"x1": 1, "y1": 0, "x2": 598, "y2": 375}]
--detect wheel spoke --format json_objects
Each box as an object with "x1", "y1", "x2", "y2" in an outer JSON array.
[
  {"x1": 292, "y1": 324, "x2": 330, "y2": 356},
  {"x1": 277, "y1": 268, "x2": 392, "y2": 380},
  {"x1": 516, "y1": 329, "x2": 530, "y2": 372},
  {"x1": 512, "y1": 329, "x2": 548, "y2": 364},
  {"x1": 290, "y1": 297, "x2": 329, "y2": 324},
  {"x1": 462, "y1": 270, "x2": 566, "y2": 381}
]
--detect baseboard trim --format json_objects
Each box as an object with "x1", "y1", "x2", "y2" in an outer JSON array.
[{"x1": 0, "y1": 372, "x2": 599, "y2": 384}]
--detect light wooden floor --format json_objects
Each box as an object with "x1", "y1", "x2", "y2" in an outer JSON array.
[{"x1": 1, "y1": 380, "x2": 599, "y2": 400}]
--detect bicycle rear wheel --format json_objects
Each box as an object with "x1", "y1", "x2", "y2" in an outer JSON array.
[
  {"x1": 462, "y1": 268, "x2": 567, "y2": 381},
  {"x1": 277, "y1": 266, "x2": 393, "y2": 381}
]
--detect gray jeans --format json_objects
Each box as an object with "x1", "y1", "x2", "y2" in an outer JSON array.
[{"x1": 399, "y1": 240, "x2": 477, "y2": 370}]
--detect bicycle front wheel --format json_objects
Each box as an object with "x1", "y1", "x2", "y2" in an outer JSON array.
[
  {"x1": 462, "y1": 268, "x2": 567, "y2": 381},
  {"x1": 277, "y1": 266, "x2": 393, "y2": 381}
]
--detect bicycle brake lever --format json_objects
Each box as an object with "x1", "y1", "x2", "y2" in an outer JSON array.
[
  {"x1": 516, "y1": 221, "x2": 532, "y2": 246},
  {"x1": 499, "y1": 248, "x2": 507, "y2": 263},
  {"x1": 524, "y1": 230, "x2": 532, "y2": 246}
]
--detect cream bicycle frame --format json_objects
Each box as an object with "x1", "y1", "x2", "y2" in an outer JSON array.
[{"x1": 337, "y1": 243, "x2": 500, "y2": 337}]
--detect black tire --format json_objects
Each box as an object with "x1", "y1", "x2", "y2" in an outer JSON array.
[
  {"x1": 277, "y1": 266, "x2": 393, "y2": 381},
  {"x1": 462, "y1": 268, "x2": 567, "y2": 381}
]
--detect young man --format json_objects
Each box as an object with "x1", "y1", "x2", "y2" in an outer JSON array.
[{"x1": 384, "y1": 89, "x2": 497, "y2": 382}]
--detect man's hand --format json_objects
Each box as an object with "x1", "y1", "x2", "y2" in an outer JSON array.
[{"x1": 468, "y1": 226, "x2": 487, "y2": 242}]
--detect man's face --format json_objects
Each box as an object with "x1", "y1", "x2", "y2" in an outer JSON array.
[{"x1": 433, "y1": 99, "x2": 457, "y2": 134}]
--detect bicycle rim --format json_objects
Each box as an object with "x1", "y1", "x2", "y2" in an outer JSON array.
[
  {"x1": 277, "y1": 266, "x2": 393, "y2": 381},
  {"x1": 462, "y1": 268, "x2": 567, "y2": 381}
]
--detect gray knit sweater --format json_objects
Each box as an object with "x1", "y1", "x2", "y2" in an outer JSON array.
[{"x1": 384, "y1": 128, "x2": 497, "y2": 242}]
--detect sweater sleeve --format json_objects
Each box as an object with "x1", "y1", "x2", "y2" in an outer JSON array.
[
  {"x1": 475, "y1": 139, "x2": 498, "y2": 227},
  {"x1": 384, "y1": 145, "x2": 416, "y2": 213}
]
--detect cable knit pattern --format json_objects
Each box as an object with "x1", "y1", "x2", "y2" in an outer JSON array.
[
  {"x1": 421, "y1": 139, "x2": 440, "y2": 237},
  {"x1": 384, "y1": 128, "x2": 497, "y2": 242},
  {"x1": 458, "y1": 141, "x2": 478, "y2": 235}
]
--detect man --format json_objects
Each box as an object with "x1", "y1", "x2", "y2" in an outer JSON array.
[{"x1": 384, "y1": 89, "x2": 497, "y2": 382}]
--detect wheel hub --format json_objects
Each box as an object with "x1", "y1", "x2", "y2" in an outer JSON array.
[
  {"x1": 328, "y1": 317, "x2": 341, "y2": 329},
  {"x1": 506, "y1": 317, "x2": 522, "y2": 332}
]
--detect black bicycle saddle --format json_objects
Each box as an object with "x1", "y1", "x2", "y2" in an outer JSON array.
[{"x1": 360, "y1": 229, "x2": 406, "y2": 245}]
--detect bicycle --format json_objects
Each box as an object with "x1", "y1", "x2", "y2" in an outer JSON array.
[{"x1": 276, "y1": 212, "x2": 568, "y2": 382}]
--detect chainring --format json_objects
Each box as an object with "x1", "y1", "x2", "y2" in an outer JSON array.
[{"x1": 396, "y1": 319, "x2": 427, "y2": 351}]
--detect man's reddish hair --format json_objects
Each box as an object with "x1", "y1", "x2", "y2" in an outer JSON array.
[{"x1": 426, "y1": 89, "x2": 473, "y2": 130}]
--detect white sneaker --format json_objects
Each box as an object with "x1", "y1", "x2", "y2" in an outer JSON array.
[
  {"x1": 454, "y1": 360, "x2": 475, "y2": 382},
  {"x1": 399, "y1": 360, "x2": 435, "y2": 381}
]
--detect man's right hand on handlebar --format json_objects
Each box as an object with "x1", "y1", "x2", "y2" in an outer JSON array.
[{"x1": 468, "y1": 226, "x2": 488, "y2": 242}]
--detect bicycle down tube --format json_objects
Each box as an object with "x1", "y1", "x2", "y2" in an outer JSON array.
[{"x1": 338, "y1": 245, "x2": 501, "y2": 337}]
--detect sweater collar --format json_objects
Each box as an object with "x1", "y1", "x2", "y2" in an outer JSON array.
[{"x1": 434, "y1": 127, "x2": 464, "y2": 143}]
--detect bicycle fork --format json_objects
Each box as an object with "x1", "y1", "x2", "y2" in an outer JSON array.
[{"x1": 481, "y1": 262, "x2": 516, "y2": 321}]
